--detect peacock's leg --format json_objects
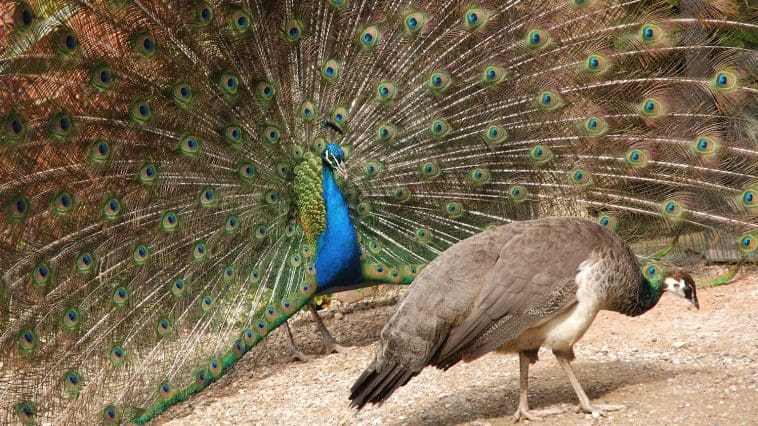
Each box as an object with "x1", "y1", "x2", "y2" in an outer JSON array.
[
  {"x1": 554, "y1": 353, "x2": 626, "y2": 416},
  {"x1": 308, "y1": 300, "x2": 350, "y2": 354},
  {"x1": 283, "y1": 321, "x2": 311, "y2": 362},
  {"x1": 512, "y1": 350, "x2": 566, "y2": 422}
]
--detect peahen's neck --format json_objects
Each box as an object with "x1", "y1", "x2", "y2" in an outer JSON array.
[
  {"x1": 620, "y1": 276, "x2": 664, "y2": 317},
  {"x1": 314, "y1": 166, "x2": 362, "y2": 293}
]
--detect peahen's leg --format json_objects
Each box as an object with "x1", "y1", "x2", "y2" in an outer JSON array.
[
  {"x1": 512, "y1": 350, "x2": 566, "y2": 422},
  {"x1": 554, "y1": 352, "x2": 626, "y2": 416},
  {"x1": 283, "y1": 320, "x2": 310, "y2": 362},
  {"x1": 308, "y1": 300, "x2": 350, "y2": 354}
]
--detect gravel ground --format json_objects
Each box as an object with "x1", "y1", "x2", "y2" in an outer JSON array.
[{"x1": 158, "y1": 266, "x2": 758, "y2": 426}]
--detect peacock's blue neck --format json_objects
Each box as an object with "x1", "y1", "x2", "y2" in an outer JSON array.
[{"x1": 314, "y1": 166, "x2": 362, "y2": 293}]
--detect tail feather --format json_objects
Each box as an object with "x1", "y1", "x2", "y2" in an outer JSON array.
[{"x1": 349, "y1": 360, "x2": 416, "y2": 410}]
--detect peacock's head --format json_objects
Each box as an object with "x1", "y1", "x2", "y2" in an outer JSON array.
[
  {"x1": 323, "y1": 143, "x2": 348, "y2": 180},
  {"x1": 662, "y1": 271, "x2": 699, "y2": 309}
]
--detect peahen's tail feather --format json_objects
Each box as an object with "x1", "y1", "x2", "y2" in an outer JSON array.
[{"x1": 1, "y1": 0, "x2": 756, "y2": 423}]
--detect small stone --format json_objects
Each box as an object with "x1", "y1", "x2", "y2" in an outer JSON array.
[{"x1": 672, "y1": 341, "x2": 687, "y2": 349}]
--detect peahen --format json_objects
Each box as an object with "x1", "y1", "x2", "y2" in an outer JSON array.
[
  {"x1": 0, "y1": 0, "x2": 755, "y2": 424},
  {"x1": 349, "y1": 217, "x2": 700, "y2": 420}
]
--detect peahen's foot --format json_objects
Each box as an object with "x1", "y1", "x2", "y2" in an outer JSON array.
[
  {"x1": 575, "y1": 402, "x2": 626, "y2": 416},
  {"x1": 320, "y1": 335, "x2": 351, "y2": 355},
  {"x1": 512, "y1": 404, "x2": 565, "y2": 422}
]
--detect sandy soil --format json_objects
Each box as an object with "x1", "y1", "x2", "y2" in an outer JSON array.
[{"x1": 158, "y1": 266, "x2": 758, "y2": 426}]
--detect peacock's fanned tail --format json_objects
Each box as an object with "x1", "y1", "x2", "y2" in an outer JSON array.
[{"x1": 0, "y1": 0, "x2": 756, "y2": 423}]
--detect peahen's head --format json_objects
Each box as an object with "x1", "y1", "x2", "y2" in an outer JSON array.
[
  {"x1": 662, "y1": 270, "x2": 699, "y2": 309},
  {"x1": 323, "y1": 143, "x2": 348, "y2": 180}
]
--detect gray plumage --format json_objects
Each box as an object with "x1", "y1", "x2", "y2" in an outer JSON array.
[{"x1": 350, "y1": 217, "x2": 698, "y2": 419}]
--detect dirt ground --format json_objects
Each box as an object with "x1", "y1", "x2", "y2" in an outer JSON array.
[{"x1": 158, "y1": 266, "x2": 758, "y2": 426}]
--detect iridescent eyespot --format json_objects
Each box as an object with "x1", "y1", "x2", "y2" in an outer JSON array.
[
  {"x1": 254, "y1": 224, "x2": 267, "y2": 240},
  {"x1": 132, "y1": 32, "x2": 156, "y2": 57},
  {"x1": 421, "y1": 161, "x2": 441, "y2": 179},
  {"x1": 192, "y1": 242, "x2": 208, "y2": 261},
  {"x1": 102, "y1": 405, "x2": 120, "y2": 424},
  {"x1": 529, "y1": 145, "x2": 553, "y2": 164},
  {"x1": 256, "y1": 81, "x2": 275, "y2": 101},
  {"x1": 109, "y1": 345, "x2": 126, "y2": 366},
  {"x1": 415, "y1": 227, "x2": 432, "y2": 243},
  {"x1": 661, "y1": 199, "x2": 685, "y2": 221},
  {"x1": 223, "y1": 265, "x2": 235, "y2": 283},
  {"x1": 52, "y1": 191, "x2": 74, "y2": 215},
  {"x1": 53, "y1": 28, "x2": 78, "y2": 55},
  {"x1": 91, "y1": 65, "x2": 115, "y2": 91},
  {"x1": 4, "y1": 112, "x2": 27, "y2": 141},
  {"x1": 376, "y1": 124, "x2": 397, "y2": 142},
  {"x1": 364, "y1": 160, "x2": 384, "y2": 178},
  {"x1": 526, "y1": 28, "x2": 549, "y2": 48},
  {"x1": 357, "y1": 202, "x2": 371, "y2": 216},
  {"x1": 137, "y1": 163, "x2": 157, "y2": 185},
  {"x1": 179, "y1": 134, "x2": 199, "y2": 157},
  {"x1": 284, "y1": 19, "x2": 304, "y2": 43},
  {"x1": 712, "y1": 70, "x2": 737, "y2": 92},
  {"x1": 693, "y1": 135, "x2": 719, "y2": 156},
  {"x1": 31, "y1": 263, "x2": 51, "y2": 287},
  {"x1": 249, "y1": 267, "x2": 261, "y2": 284},
  {"x1": 376, "y1": 81, "x2": 398, "y2": 102},
  {"x1": 738, "y1": 232, "x2": 757, "y2": 253},
  {"x1": 17, "y1": 401, "x2": 36, "y2": 424},
  {"x1": 537, "y1": 90, "x2": 562, "y2": 109},
  {"x1": 62, "y1": 307, "x2": 81, "y2": 330},
  {"x1": 571, "y1": 0, "x2": 595, "y2": 8},
  {"x1": 133, "y1": 244, "x2": 149, "y2": 265},
  {"x1": 481, "y1": 65, "x2": 506, "y2": 85},
  {"x1": 569, "y1": 169, "x2": 592, "y2": 186},
  {"x1": 129, "y1": 100, "x2": 152, "y2": 124},
  {"x1": 103, "y1": 198, "x2": 122, "y2": 220},
  {"x1": 172, "y1": 277, "x2": 188, "y2": 296},
  {"x1": 463, "y1": 8, "x2": 489, "y2": 31},
  {"x1": 159, "y1": 382, "x2": 173, "y2": 399},
  {"x1": 156, "y1": 318, "x2": 171, "y2": 337},
  {"x1": 200, "y1": 294, "x2": 213, "y2": 312},
  {"x1": 263, "y1": 190, "x2": 279, "y2": 205},
  {"x1": 403, "y1": 11, "x2": 427, "y2": 35},
  {"x1": 218, "y1": 72, "x2": 240, "y2": 96},
  {"x1": 195, "y1": 1, "x2": 213, "y2": 25},
  {"x1": 199, "y1": 188, "x2": 217, "y2": 207},
  {"x1": 482, "y1": 124, "x2": 507, "y2": 145},
  {"x1": 172, "y1": 81, "x2": 192, "y2": 106},
  {"x1": 639, "y1": 98, "x2": 664, "y2": 118},
  {"x1": 89, "y1": 140, "x2": 111, "y2": 164},
  {"x1": 469, "y1": 168, "x2": 491, "y2": 185},
  {"x1": 274, "y1": 161, "x2": 290, "y2": 179},
  {"x1": 358, "y1": 25, "x2": 380, "y2": 48},
  {"x1": 63, "y1": 370, "x2": 82, "y2": 395},
  {"x1": 230, "y1": 9, "x2": 251, "y2": 33},
  {"x1": 14, "y1": 4, "x2": 35, "y2": 30},
  {"x1": 18, "y1": 329, "x2": 36, "y2": 352},
  {"x1": 160, "y1": 211, "x2": 179, "y2": 233},
  {"x1": 312, "y1": 136, "x2": 327, "y2": 153},
  {"x1": 238, "y1": 162, "x2": 255, "y2": 181},
  {"x1": 584, "y1": 53, "x2": 608, "y2": 73},
  {"x1": 392, "y1": 186, "x2": 412, "y2": 203},
  {"x1": 625, "y1": 148, "x2": 650, "y2": 168},
  {"x1": 444, "y1": 201, "x2": 463, "y2": 218},
  {"x1": 76, "y1": 252, "x2": 95, "y2": 274},
  {"x1": 331, "y1": 106, "x2": 349, "y2": 126},
  {"x1": 582, "y1": 116, "x2": 608, "y2": 136},
  {"x1": 263, "y1": 125, "x2": 282, "y2": 144},
  {"x1": 740, "y1": 187, "x2": 756, "y2": 209},
  {"x1": 639, "y1": 23, "x2": 664, "y2": 44},
  {"x1": 509, "y1": 185, "x2": 528, "y2": 202},
  {"x1": 321, "y1": 58, "x2": 342, "y2": 83},
  {"x1": 7, "y1": 195, "x2": 30, "y2": 221},
  {"x1": 300, "y1": 100, "x2": 317, "y2": 122},
  {"x1": 428, "y1": 70, "x2": 452, "y2": 94},
  {"x1": 429, "y1": 118, "x2": 451, "y2": 138},
  {"x1": 225, "y1": 215, "x2": 240, "y2": 233},
  {"x1": 50, "y1": 112, "x2": 74, "y2": 139},
  {"x1": 224, "y1": 125, "x2": 243, "y2": 145},
  {"x1": 112, "y1": 287, "x2": 128, "y2": 307},
  {"x1": 597, "y1": 214, "x2": 618, "y2": 231},
  {"x1": 327, "y1": 0, "x2": 349, "y2": 9},
  {"x1": 643, "y1": 262, "x2": 662, "y2": 280}
]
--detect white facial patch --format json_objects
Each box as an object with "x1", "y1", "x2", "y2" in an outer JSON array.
[{"x1": 663, "y1": 277, "x2": 686, "y2": 297}]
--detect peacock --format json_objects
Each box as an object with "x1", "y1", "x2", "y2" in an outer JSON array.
[
  {"x1": 0, "y1": 0, "x2": 755, "y2": 424},
  {"x1": 349, "y1": 217, "x2": 700, "y2": 419}
]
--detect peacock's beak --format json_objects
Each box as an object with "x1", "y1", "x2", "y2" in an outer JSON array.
[
  {"x1": 336, "y1": 160, "x2": 348, "y2": 180},
  {"x1": 689, "y1": 297, "x2": 699, "y2": 310}
]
